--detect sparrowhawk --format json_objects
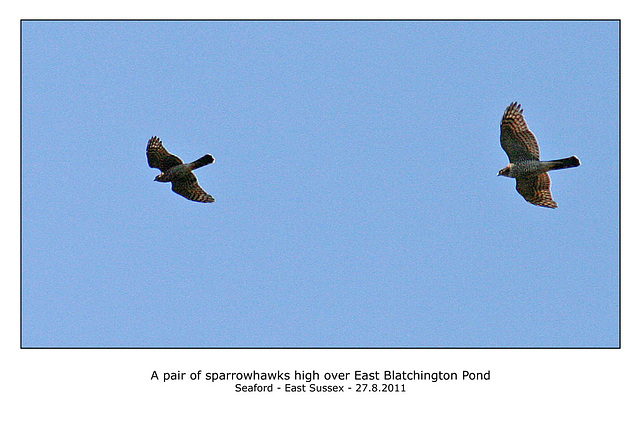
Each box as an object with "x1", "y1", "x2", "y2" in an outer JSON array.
[
  {"x1": 498, "y1": 102, "x2": 580, "y2": 208},
  {"x1": 146, "y1": 136, "x2": 216, "y2": 203}
]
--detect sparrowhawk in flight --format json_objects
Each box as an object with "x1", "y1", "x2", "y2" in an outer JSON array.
[
  {"x1": 146, "y1": 136, "x2": 216, "y2": 203},
  {"x1": 498, "y1": 102, "x2": 580, "y2": 208}
]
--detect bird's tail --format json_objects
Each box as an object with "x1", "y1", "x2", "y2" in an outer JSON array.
[
  {"x1": 189, "y1": 154, "x2": 215, "y2": 170},
  {"x1": 548, "y1": 156, "x2": 580, "y2": 170}
]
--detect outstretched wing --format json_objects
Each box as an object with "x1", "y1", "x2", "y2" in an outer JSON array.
[
  {"x1": 500, "y1": 102, "x2": 541, "y2": 162},
  {"x1": 515, "y1": 173, "x2": 557, "y2": 208},
  {"x1": 171, "y1": 172, "x2": 215, "y2": 203},
  {"x1": 146, "y1": 136, "x2": 184, "y2": 171}
]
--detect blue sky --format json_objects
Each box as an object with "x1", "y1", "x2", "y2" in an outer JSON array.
[{"x1": 21, "y1": 20, "x2": 619, "y2": 347}]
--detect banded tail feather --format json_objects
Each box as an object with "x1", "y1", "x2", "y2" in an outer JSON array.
[
  {"x1": 189, "y1": 154, "x2": 215, "y2": 170},
  {"x1": 549, "y1": 156, "x2": 580, "y2": 171}
]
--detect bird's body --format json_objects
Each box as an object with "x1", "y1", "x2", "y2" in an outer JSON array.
[
  {"x1": 154, "y1": 154, "x2": 214, "y2": 183},
  {"x1": 146, "y1": 136, "x2": 216, "y2": 203},
  {"x1": 498, "y1": 103, "x2": 580, "y2": 208},
  {"x1": 499, "y1": 157, "x2": 580, "y2": 179}
]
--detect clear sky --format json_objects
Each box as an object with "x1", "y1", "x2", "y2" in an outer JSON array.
[{"x1": 21, "y1": 20, "x2": 619, "y2": 348}]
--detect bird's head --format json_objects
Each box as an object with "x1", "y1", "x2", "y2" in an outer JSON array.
[
  {"x1": 497, "y1": 165, "x2": 512, "y2": 177},
  {"x1": 154, "y1": 173, "x2": 168, "y2": 182}
]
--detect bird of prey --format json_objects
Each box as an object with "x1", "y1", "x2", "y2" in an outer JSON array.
[
  {"x1": 498, "y1": 102, "x2": 580, "y2": 208},
  {"x1": 146, "y1": 136, "x2": 216, "y2": 203}
]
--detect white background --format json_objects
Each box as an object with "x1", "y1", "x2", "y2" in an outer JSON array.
[{"x1": 5, "y1": 1, "x2": 635, "y2": 425}]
